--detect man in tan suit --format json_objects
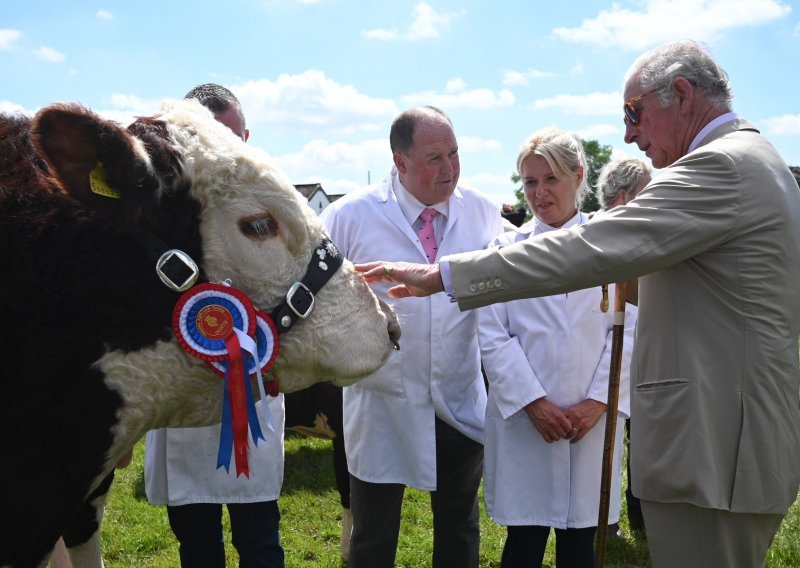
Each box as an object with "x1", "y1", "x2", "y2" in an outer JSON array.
[{"x1": 357, "y1": 40, "x2": 800, "y2": 568}]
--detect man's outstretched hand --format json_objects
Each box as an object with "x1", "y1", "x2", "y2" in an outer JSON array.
[{"x1": 355, "y1": 261, "x2": 444, "y2": 298}]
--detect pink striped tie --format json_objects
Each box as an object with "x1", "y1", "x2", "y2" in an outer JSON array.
[{"x1": 418, "y1": 207, "x2": 438, "y2": 263}]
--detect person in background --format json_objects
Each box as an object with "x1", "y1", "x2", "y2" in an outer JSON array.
[
  {"x1": 321, "y1": 106, "x2": 503, "y2": 568},
  {"x1": 355, "y1": 40, "x2": 800, "y2": 568},
  {"x1": 145, "y1": 83, "x2": 285, "y2": 568},
  {"x1": 500, "y1": 203, "x2": 527, "y2": 227},
  {"x1": 596, "y1": 157, "x2": 651, "y2": 211},
  {"x1": 478, "y1": 127, "x2": 637, "y2": 568}
]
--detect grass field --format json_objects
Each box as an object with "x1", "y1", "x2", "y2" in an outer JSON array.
[{"x1": 100, "y1": 433, "x2": 800, "y2": 567}]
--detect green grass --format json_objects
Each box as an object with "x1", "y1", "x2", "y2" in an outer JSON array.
[{"x1": 101, "y1": 433, "x2": 800, "y2": 567}]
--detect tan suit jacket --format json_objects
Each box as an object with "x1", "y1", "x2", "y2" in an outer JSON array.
[{"x1": 449, "y1": 119, "x2": 800, "y2": 514}]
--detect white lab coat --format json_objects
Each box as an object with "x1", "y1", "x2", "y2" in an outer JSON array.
[
  {"x1": 478, "y1": 212, "x2": 636, "y2": 528},
  {"x1": 321, "y1": 169, "x2": 503, "y2": 490},
  {"x1": 145, "y1": 395, "x2": 285, "y2": 505}
]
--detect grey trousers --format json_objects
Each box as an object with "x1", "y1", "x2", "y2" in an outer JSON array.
[
  {"x1": 641, "y1": 500, "x2": 784, "y2": 568},
  {"x1": 348, "y1": 418, "x2": 483, "y2": 568}
]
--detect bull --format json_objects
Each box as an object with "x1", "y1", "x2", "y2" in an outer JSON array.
[{"x1": 0, "y1": 99, "x2": 399, "y2": 568}]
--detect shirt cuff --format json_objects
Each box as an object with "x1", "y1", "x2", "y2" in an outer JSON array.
[{"x1": 439, "y1": 258, "x2": 457, "y2": 302}]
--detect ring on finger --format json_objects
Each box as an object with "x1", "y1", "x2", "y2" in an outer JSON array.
[{"x1": 384, "y1": 264, "x2": 394, "y2": 278}]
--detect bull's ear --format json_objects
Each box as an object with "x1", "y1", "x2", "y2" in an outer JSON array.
[{"x1": 32, "y1": 103, "x2": 157, "y2": 220}]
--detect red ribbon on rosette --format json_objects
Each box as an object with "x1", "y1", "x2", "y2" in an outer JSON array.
[{"x1": 172, "y1": 282, "x2": 277, "y2": 477}]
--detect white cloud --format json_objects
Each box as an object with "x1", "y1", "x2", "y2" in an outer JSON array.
[
  {"x1": 0, "y1": 29, "x2": 22, "y2": 50},
  {"x1": 403, "y1": 79, "x2": 515, "y2": 109},
  {"x1": 460, "y1": 171, "x2": 519, "y2": 207},
  {"x1": 273, "y1": 138, "x2": 390, "y2": 187},
  {"x1": 96, "y1": 9, "x2": 113, "y2": 21},
  {"x1": 445, "y1": 77, "x2": 468, "y2": 92},
  {"x1": 553, "y1": 0, "x2": 792, "y2": 50},
  {"x1": 232, "y1": 70, "x2": 398, "y2": 136},
  {"x1": 0, "y1": 100, "x2": 31, "y2": 115},
  {"x1": 458, "y1": 135, "x2": 502, "y2": 153},
  {"x1": 34, "y1": 46, "x2": 65, "y2": 63},
  {"x1": 502, "y1": 68, "x2": 554, "y2": 86},
  {"x1": 533, "y1": 92, "x2": 620, "y2": 116},
  {"x1": 575, "y1": 123, "x2": 622, "y2": 139},
  {"x1": 762, "y1": 114, "x2": 800, "y2": 135},
  {"x1": 403, "y1": 87, "x2": 515, "y2": 109},
  {"x1": 363, "y1": 2, "x2": 457, "y2": 41}
]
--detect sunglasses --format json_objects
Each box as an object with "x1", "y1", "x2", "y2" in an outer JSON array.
[{"x1": 623, "y1": 87, "x2": 662, "y2": 125}]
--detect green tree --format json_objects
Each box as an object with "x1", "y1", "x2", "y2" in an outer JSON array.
[
  {"x1": 580, "y1": 138, "x2": 613, "y2": 212},
  {"x1": 508, "y1": 138, "x2": 613, "y2": 219}
]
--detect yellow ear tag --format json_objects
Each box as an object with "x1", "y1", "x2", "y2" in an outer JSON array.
[{"x1": 89, "y1": 162, "x2": 121, "y2": 199}]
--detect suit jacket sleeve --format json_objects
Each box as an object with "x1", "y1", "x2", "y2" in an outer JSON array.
[{"x1": 447, "y1": 149, "x2": 743, "y2": 311}]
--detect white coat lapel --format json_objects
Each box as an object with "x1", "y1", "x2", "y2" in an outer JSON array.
[
  {"x1": 440, "y1": 187, "x2": 463, "y2": 246},
  {"x1": 376, "y1": 173, "x2": 430, "y2": 252}
]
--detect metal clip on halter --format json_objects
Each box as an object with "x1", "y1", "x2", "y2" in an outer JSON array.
[
  {"x1": 156, "y1": 249, "x2": 200, "y2": 292},
  {"x1": 285, "y1": 282, "x2": 315, "y2": 319}
]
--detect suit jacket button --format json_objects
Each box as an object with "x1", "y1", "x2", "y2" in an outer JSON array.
[
  {"x1": 494, "y1": 278, "x2": 502, "y2": 287},
  {"x1": 487, "y1": 280, "x2": 495, "y2": 289},
  {"x1": 478, "y1": 282, "x2": 486, "y2": 290},
  {"x1": 469, "y1": 284, "x2": 477, "y2": 292}
]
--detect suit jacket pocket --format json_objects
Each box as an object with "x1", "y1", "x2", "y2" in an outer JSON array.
[{"x1": 631, "y1": 377, "x2": 718, "y2": 505}]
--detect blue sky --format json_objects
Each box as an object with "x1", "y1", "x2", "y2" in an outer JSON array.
[{"x1": 3, "y1": 0, "x2": 799, "y2": 206}]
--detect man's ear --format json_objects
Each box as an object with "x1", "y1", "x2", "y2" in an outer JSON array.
[
  {"x1": 673, "y1": 76, "x2": 695, "y2": 114},
  {"x1": 393, "y1": 152, "x2": 407, "y2": 174}
]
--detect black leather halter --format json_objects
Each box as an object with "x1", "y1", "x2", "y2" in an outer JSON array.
[
  {"x1": 150, "y1": 235, "x2": 343, "y2": 336},
  {"x1": 269, "y1": 237, "x2": 343, "y2": 334}
]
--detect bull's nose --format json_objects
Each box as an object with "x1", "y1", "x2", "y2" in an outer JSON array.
[
  {"x1": 388, "y1": 318, "x2": 401, "y2": 350},
  {"x1": 379, "y1": 298, "x2": 401, "y2": 350}
]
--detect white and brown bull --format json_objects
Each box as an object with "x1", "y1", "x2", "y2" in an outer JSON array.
[{"x1": 0, "y1": 99, "x2": 399, "y2": 568}]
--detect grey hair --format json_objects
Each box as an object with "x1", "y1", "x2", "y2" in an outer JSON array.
[
  {"x1": 596, "y1": 158, "x2": 652, "y2": 210},
  {"x1": 516, "y1": 127, "x2": 589, "y2": 209},
  {"x1": 625, "y1": 40, "x2": 733, "y2": 111},
  {"x1": 390, "y1": 106, "x2": 453, "y2": 156}
]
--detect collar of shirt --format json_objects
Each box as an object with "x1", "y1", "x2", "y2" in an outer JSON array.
[
  {"x1": 391, "y1": 172, "x2": 449, "y2": 227},
  {"x1": 529, "y1": 210, "x2": 586, "y2": 236},
  {"x1": 688, "y1": 111, "x2": 739, "y2": 154}
]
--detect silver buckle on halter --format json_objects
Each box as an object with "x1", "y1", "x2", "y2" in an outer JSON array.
[
  {"x1": 156, "y1": 249, "x2": 199, "y2": 292},
  {"x1": 285, "y1": 282, "x2": 315, "y2": 319}
]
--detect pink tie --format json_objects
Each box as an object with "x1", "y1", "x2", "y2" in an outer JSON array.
[{"x1": 418, "y1": 207, "x2": 438, "y2": 263}]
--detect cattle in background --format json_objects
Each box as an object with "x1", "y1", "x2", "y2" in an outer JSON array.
[{"x1": 0, "y1": 100, "x2": 399, "y2": 568}]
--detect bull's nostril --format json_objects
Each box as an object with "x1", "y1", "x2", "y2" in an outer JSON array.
[{"x1": 388, "y1": 320, "x2": 401, "y2": 351}]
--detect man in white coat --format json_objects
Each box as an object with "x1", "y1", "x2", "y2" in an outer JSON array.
[{"x1": 321, "y1": 106, "x2": 503, "y2": 568}]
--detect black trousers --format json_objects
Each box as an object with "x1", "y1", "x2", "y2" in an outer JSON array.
[
  {"x1": 501, "y1": 524, "x2": 597, "y2": 568},
  {"x1": 166, "y1": 501, "x2": 284, "y2": 568},
  {"x1": 348, "y1": 417, "x2": 483, "y2": 568}
]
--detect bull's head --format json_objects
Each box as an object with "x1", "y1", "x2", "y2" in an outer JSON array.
[{"x1": 31, "y1": 101, "x2": 399, "y2": 403}]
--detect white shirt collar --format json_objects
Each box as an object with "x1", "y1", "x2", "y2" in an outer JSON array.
[
  {"x1": 392, "y1": 170, "x2": 449, "y2": 226},
  {"x1": 531, "y1": 210, "x2": 585, "y2": 235},
  {"x1": 688, "y1": 112, "x2": 738, "y2": 153}
]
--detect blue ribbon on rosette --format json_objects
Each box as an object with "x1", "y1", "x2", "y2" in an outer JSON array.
[{"x1": 173, "y1": 282, "x2": 278, "y2": 478}]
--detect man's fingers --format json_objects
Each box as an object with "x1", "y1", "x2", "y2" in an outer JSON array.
[{"x1": 388, "y1": 286, "x2": 411, "y2": 299}]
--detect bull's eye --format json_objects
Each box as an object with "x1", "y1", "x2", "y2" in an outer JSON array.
[{"x1": 239, "y1": 214, "x2": 278, "y2": 240}]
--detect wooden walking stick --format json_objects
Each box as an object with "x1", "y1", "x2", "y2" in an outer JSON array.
[{"x1": 595, "y1": 280, "x2": 628, "y2": 567}]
